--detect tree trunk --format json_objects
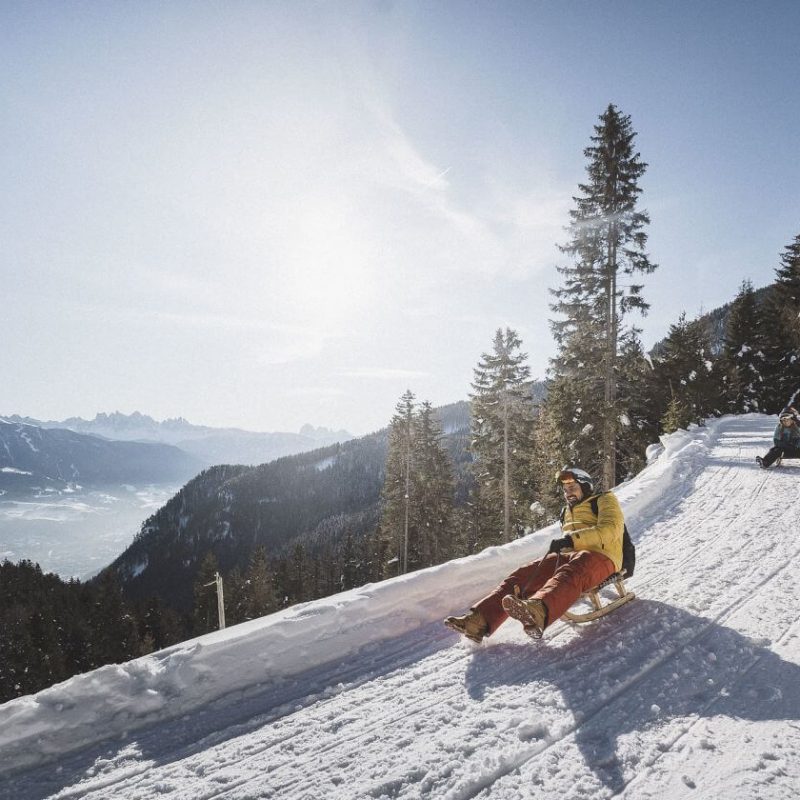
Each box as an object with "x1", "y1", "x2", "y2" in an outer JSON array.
[
  {"x1": 603, "y1": 222, "x2": 618, "y2": 490},
  {"x1": 403, "y1": 432, "x2": 410, "y2": 574},
  {"x1": 503, "y1": 392, "x2": 510, "y2": 541}
]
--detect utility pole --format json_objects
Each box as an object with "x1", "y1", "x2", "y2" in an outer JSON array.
[
  {"x1": 204, "y1": 571, "x2": 226, "y2": 630},
  {"x1": 402, "y1": 398, "x2": 413, "y2": 574},
  {"x1": 403, "y1": 440, "x2": 410, "y2": 574}
]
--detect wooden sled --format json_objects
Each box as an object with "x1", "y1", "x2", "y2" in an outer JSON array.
[{"x1": 561, "y1": 571, "x2": 635, "y2": 623}]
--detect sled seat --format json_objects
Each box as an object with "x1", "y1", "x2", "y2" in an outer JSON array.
[{"x1": 561, "y1": 570, "x2": 635, "y2": 623}]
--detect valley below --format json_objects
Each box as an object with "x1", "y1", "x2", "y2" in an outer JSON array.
[{"x1": 0, "y1": 483, "x2": 179, "y2": 579}]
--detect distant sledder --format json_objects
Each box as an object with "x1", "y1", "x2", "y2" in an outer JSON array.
[
  {"x1": 444, "y1": 467, "x2": 635, "y2": 643},
  {"x1": 756, "y1": 407, "x2": 800, "y2": 469}
]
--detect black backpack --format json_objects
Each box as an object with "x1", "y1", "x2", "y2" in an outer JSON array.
[{"x1": 560, "y1": 493, "x2": 636, "y2": 577}]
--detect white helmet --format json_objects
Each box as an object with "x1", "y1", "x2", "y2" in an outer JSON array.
[{"x1": 556, "y1": 466, "x2": 594, "y2": 495}]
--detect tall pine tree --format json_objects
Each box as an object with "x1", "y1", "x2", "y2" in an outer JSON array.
[
  {"x1": 651, "y1": 312, "x2": 721, "y2": 430},
  {"x1": 615, "y1": 329, "x2": 659, "y2": 477},
  {"x1": 379, "y1": 392, "x2": 456, "y2": 573},
  {"x1": 380, "y1": 390, "x2": 416, "y2": 574},
  {"x1": 550, "y1": 104, "x2": 656, "y2": 489},
  {"x1": 242, "y1": 547, "x2": 278, "y2": 620},
  {"x1": 722, "y1": 279, "x2": 765, "y2": 413},
  {"x1": 536, "y1": 301, "x2": 606, "y2": 499},
  {"x1": 761, "y1": 233, "x2": 800, "y2": 410},
  {"x1": 193, "y1": 552, "x2": 222, "y2": 634},
  {"x1": 470, "y1": 328, "x2": 535, "y2": 544},
  {"x1": 412, "y1": 401, "x2": 456, "y2": 565}
]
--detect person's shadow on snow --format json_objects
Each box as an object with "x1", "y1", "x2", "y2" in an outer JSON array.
[{"x1": 464, "y1": 599, "x2": 800, "y2": 792}]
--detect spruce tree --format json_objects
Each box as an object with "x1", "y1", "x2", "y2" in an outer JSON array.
[
  {"x1": 661, "y1": 392, "x2": 693, "y2": 434},
  {"x1": 223, "y1": 567, "x2": 246, "y2": 626},
  {"x1": 761, "y1": 233, "x2": 800, "y2": 410},
  {"x1": 273, "y1": 557, "x2": 291, "y2": 607},
  {"x1": 412, "y1": 401, "x2": 456, "y2": 566},
  {"x1": 379, "y1": 392, "x2": 457, "y2": 573},
  {"x1": 317, "y1": 545, "x2": 340, "y2": 597},
  {"x1": 290, "y1": 544, "x2": 307, "y2": 602},
  {"x1": 88, "y1": 571, "x2": 140, "y2": 666},
  {"x1": 363, "y1": 530, "x2": 391, "y2": 584},
  {"x1": 139, "y1": 595, "x2": 182, "y2": 652},
  {"x1": 651, "y1": 312, "x2": 721, "y2": 427},
  {"x1": 380, "y1": 390, "x2": 417, "y2": 575},
  {"x1": 242, "y1": 547, "x2": 278, "y2": 619},
  {"x1": 28, "y1": 608, "x2": 67, "y2": 689},
  {"x1": 193, "y1": 552, "x2": 222, "y2": 634},
  {"x1": 552, "y1": 104, "x2": 656, "y2": 489},
  {"x1": 615, "y1": 330, "x2": 659, "y2": 477},
  {"x1": 339, "y1": 530, "x2": 360, "y2": 590},
  {"x1": 723, "y1": 279, "x2": 765, "y2": 413},
  {"x1": 0, "y1": 605, "x2": 35, "y2": 701},
  {"x1": 470, "y1": 328, "x2": 535, "y2": 544},
  {"x1": 535, "y1": 303, "x2": 605, "y2": 499}
]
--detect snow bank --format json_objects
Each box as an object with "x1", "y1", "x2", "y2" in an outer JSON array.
[
  {"x1": 0, "y1": 419, "x2": 723, "y2": 773},
  {"x1": 614, "y1": 419, "x2": 723, "y2": 533}
]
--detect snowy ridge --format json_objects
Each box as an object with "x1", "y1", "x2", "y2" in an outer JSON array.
[{"x1": 4, "y1": 414, "x2": 800, "y2": 799}]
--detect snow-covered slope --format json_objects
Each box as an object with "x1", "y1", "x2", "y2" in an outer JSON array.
[{"x1": 3, "y1": 414, "x2": 799, "y2": 799}]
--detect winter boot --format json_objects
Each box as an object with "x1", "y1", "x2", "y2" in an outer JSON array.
[
  {"x1": 444, "y1": 609, "x2": 489, "y2": 643},
  {"x1": 756, "y1": 456, "x2": 766, "y2": 469},
  {"x1": 501, "y1": 595, "x2": 548, "y2": 639}
]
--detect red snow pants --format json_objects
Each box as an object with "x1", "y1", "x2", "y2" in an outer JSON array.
[{"x1": 472, "y1": 550, "x2": 616, "y2": 635}]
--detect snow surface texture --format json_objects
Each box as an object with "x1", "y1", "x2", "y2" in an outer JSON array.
[{"x1": 3, "y1": 414, "x2": 800, "y2": 799}]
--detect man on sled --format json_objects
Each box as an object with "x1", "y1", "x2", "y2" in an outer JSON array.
[{"x1": 444, "y1": 467, "x2": 630, "y2": 642}]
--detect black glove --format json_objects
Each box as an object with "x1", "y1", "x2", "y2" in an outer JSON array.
[{"x1": 548, "y1": 535, "x2": 573, "y2": 554}]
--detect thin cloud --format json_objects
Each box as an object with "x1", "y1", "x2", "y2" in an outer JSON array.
[
  {"x1": 287, "y1": 386, "x2": 349, "y2": 398},
  {"x1": 340, "y1": 368, "x2": 430, "y2": 380},
  {"x1": 360, "y1": 94, "x2": 567, "y2": 282}
]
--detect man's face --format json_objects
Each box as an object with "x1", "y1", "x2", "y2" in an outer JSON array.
[{"x1": 561, "y1": 478, "x2": 584, "y2": 506}]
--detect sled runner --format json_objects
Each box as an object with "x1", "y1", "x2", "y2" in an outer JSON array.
[
  {"x1": 561, "y1": 570, "x2": 635, "y2": 623},
  {"x1": 503, "y1": 567, "x2": 636, "y2": 637},
  {"x1": 757, "y1": 454, "x2": 786, "y2": 468}
]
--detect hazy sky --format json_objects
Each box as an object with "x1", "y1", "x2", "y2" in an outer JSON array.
[{"x1": 3, "y1": 1, "x2": 799, "y2": 436}]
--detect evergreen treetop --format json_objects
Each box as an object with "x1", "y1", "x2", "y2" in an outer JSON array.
[{"x1": 547, "y1": 104, "x2": 656, "y2": 489}]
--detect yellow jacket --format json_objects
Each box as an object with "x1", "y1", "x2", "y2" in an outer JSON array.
[{"x1": 561, "y1": 492, "x2": 624, "y2": 572}]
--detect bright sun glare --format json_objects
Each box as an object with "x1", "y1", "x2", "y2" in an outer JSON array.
[{"x1": 285, "y1": 204, "x2": 372, "y2": 325}]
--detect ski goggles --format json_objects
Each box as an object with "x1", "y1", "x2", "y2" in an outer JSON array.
[{"x1": 556, "y1": 468, "x2": 591, "y2": 485}]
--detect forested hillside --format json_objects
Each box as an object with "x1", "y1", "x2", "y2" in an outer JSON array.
[
  {"x1": 105, "y1": 400, "x2": 476, "y2": 613},
  {"x1": 0, "y1": 560, "x2": 150, "y2": 703}
]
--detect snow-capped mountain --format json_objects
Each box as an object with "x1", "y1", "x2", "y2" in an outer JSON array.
[
  {"x1": 0, "y1": 420, "x2": 204, "y2": 492},
  {"x1": 1, "y1": 412, "x2": 354, "y2": 467},
  {"x1": 2, "y1": 414, "x2": 798, "y2": 798}
]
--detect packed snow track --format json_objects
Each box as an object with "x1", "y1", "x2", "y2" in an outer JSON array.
[{"x1": 3, "y1": 415, "x2": 800, "y2": 799}]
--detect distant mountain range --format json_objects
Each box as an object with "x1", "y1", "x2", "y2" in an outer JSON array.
[
  {"x1": 0, "y1": 412, "x2": 354, "y2": 468},
  {"x1": 0, "y1": 420, "x2": 205, "y2": 493}
]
